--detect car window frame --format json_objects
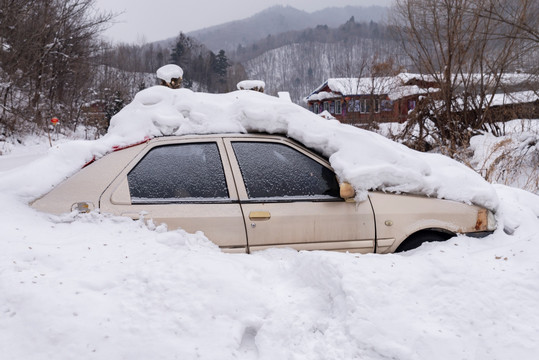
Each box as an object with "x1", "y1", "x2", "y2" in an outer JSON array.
[
  {"x1": 222, "y1": 136, "x2": 344, "y2": 204},
  {"x1": 102, "y1": 136, "x2": 241, "y2": 205}
]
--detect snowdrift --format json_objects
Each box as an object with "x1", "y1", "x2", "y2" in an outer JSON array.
[{"x1": 2, "y1": 86, "x2": 499, "y2": 210}]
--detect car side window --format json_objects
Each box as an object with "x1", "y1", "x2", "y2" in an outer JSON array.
[
  {"x1": 127, "y1": 143, "x2": 229, "y2": 203},
  {"x1": 231, "y1": 141, "x2": 341, "y2": 200}
]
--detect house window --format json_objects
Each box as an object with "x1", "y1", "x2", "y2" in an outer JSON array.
[
  {"x1": 374, "y1": 98, "x2": 380, "y2": 113},
  {"x1": 348, "y1": 100, "x2": 355, "y2": 112},
  {"x1": 314, "y1": 103, "x2": 319, "y2": 114},
  {"x1": 365, "y1": 99, "x2": 372, "y2": 113},
  {"x1": 408, "y1": 100, "x2": 416, "y2": 110},
  {"x1": 354, "y1": 100, "x2": 361, "y2": 112},
  {"x1": 381, "y1": 100, "x2": 393, "y2": 112},
  {"x1": 329, "y1": 101, "x2": 335, "y2": 114},
  {"x1": 359, "y1": 99, "x2": 366, "y2": 113},
  {"x1": 335, "y1": 100, "x2": 342, "y2": 115},
  {"x1": 323, "y1": 101, "x2": 329, "y2": 112},
  {"x1": 309, "y1": 103, "x2": 314, "y2": 113}
]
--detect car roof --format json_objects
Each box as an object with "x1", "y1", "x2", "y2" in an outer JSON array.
[{"x1": 142, "y1": 132, "x2": 330, "y2": 163}]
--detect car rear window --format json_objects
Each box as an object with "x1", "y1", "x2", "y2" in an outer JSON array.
[{"x1": 127, "y1": 142, "x2": 229, "y2": 203}]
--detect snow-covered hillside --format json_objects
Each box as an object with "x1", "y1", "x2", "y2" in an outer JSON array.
[
  {"x1": 1, "y1": 87, "x2": 538, "y2": 359},
  {"x1": 244, "y1": 39, "x2": 404, "y2": 103}
]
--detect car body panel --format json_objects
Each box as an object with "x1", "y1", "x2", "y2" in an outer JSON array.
[
  {"x1": 239, "y1": 201, "x2": 375, "y2": 253},
  {"x1": 31, "y1": 142, "x2": 148, "y2": 214},
  {"x1": 368, "y1": 192, "x2": 485, "y2": 253},
  {"x1": 222, "y1": 136, "x2": 375, "y2": 253},
  {"x1": 99, "y1": 136, "x2": 248, "y2": 250}
]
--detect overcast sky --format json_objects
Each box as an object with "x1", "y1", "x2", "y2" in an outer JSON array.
[{"x1": 94, "y1": 0, "x2": 393, "y2": 44}]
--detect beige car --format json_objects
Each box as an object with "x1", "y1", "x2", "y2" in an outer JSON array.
[{"x1": 32, "y1": 133, "x2": 496, "y2": 253}]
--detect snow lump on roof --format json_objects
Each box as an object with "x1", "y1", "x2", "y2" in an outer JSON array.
[
  {"x1": 156, "y1": 64, "x2": 184, "y2": 83},
  {"x1": 237, "y1": 80, "x2": 265, "y2": 91}
]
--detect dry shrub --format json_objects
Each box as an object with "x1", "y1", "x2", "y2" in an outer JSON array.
[{"x1": 469, "y1": 129, "x2": 538, "y2": 193}]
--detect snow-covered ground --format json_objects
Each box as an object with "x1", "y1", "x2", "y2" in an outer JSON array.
[
  {"x1": 1, "y1": 87, "x2": 538, "y2": 359},
  {"x1": 469, "y1": 119, "x2": 539, "y2": 194},
  {"x1": 377, "y1": 118, "x2": 539, "y2": 194}
]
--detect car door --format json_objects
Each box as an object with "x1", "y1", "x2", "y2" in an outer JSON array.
[
  {"x1": 223, "y1": 136, "x2": 376, "y2": 253},
  {"x1": 99, "y1": 137, "x2": 248, "y2": 253}
]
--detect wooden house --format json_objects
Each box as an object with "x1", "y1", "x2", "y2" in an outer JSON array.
[{"x1": 305, "y1": 73, "x2": 438, "y2": 126}]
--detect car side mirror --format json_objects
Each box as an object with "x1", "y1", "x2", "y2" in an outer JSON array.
[{"x1": 339, "y1": 182, "x2": 355, "y2": 200}]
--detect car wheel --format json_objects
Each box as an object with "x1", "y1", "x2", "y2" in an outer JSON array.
[{"x1": 395, "y1": 231, "x2": 452, "y2": 253}]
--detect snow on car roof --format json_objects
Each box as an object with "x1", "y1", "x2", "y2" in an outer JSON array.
[
  {"x1": 105, "y1": 86, "x2": 498, "y2": 210},
  {"x1": 237, "y1": 80, "x2": 265, "y2": 91},
  {"x1": 0, "y1": 85, "x2": 498, "y2": 210}
]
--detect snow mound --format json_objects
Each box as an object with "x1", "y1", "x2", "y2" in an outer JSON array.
[
  {"x1": 0, "y1": 184, "x2": 537, "y2": 359},
  {"x1": 237, "y1": 80, "x2": 265, "y2": 91},
  {"x1": 107, "y1": 86, "x2": 498, "y2": 210},
  {"x1": 156, "y1": 64, "x2": 183, "y2": 82}
]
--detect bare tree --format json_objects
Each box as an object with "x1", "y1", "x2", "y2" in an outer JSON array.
[
  {"x1": 390, "y1": 0, "x2": 534, "y2": 155},
  {"x1": 0, "y1": 0, "x2": 113, "y2": 135},
  {"x1": 476, "y1": 0, "x2": 539, "y2": 43}
]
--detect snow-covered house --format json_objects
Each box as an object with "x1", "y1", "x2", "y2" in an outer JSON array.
[
  {"x1": 305, "y1": 73, "x2": 438, "y2": 125},
  {"x1": 460, "y1": 90, "x2": 539, "y2": 123}
]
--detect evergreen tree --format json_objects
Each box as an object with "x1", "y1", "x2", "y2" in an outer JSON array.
[{"x1": 214, "y1": 50, "x2": 230, "y2": 77}]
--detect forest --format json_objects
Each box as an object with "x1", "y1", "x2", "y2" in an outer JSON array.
[{"x1": 0, "y1": 0, "x2": 242, "y2": 138}]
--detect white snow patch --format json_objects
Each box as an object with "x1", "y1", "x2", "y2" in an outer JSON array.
[
  {"x1": 490, "y1": 91, "x2": 538, "y2": 107},
  {"x1": 277, "y1": 91, "x2": 292, "y2": 102},
  {"x1": 156, "y1": 64, "x2": 183, "y2": 83},
  {"x1": 0, "y1": 183, "x2": 537, "y2": 359},
  {"x1": 388, "y1": 85, "x2": 439, "y2": 101},
  {"x1": 237, "y1": 80, "x2": 265, "y2": 91},
  {"x1": 319, "y1": 110, "x2": 335, "y2": 120}
]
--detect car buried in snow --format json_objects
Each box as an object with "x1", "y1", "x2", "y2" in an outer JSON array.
[{"x1": 31, "y1": 133, "x2": 496, "y2": 254}]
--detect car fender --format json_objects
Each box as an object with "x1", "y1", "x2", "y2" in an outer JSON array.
[{"x1": 368, "y1": 192, "x2": 484, "y2": 253}]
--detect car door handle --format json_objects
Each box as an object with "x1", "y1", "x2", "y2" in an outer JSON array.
[
  {"x1": 249, "y1": 211, "x2": 271, "y2": 221},
  {"x1": 121, "y1": 212, "x2": 142, "y2": 220}
]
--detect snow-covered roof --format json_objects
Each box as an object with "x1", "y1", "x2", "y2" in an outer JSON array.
[
  {"x1": 306, "y1": 73, "x2": 435, "y2": 101},
  {"x1": 307, "y1": 91, "x2": 341, "y2": 102},
  {"x1": 490, "y1": 91, "x2": 538, "y2": 107},
  {"x1": 438, "y1": 90, "x2": 538, "y2": 112},
  {"x1": 388, "y1": 85, "x2": 440, "y2": 101},
  {"x1": 306, "y1": 72, "x2": 537, "y2": 102}
]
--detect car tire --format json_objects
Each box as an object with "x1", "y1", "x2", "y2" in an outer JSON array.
[{"x1": 395, "y1": 231, "x2": 452, "y2": 253}]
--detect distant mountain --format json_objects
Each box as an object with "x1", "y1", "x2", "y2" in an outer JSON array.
[{"x1": 187, "y1": 5, "x2": 388, "y2": 52}]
